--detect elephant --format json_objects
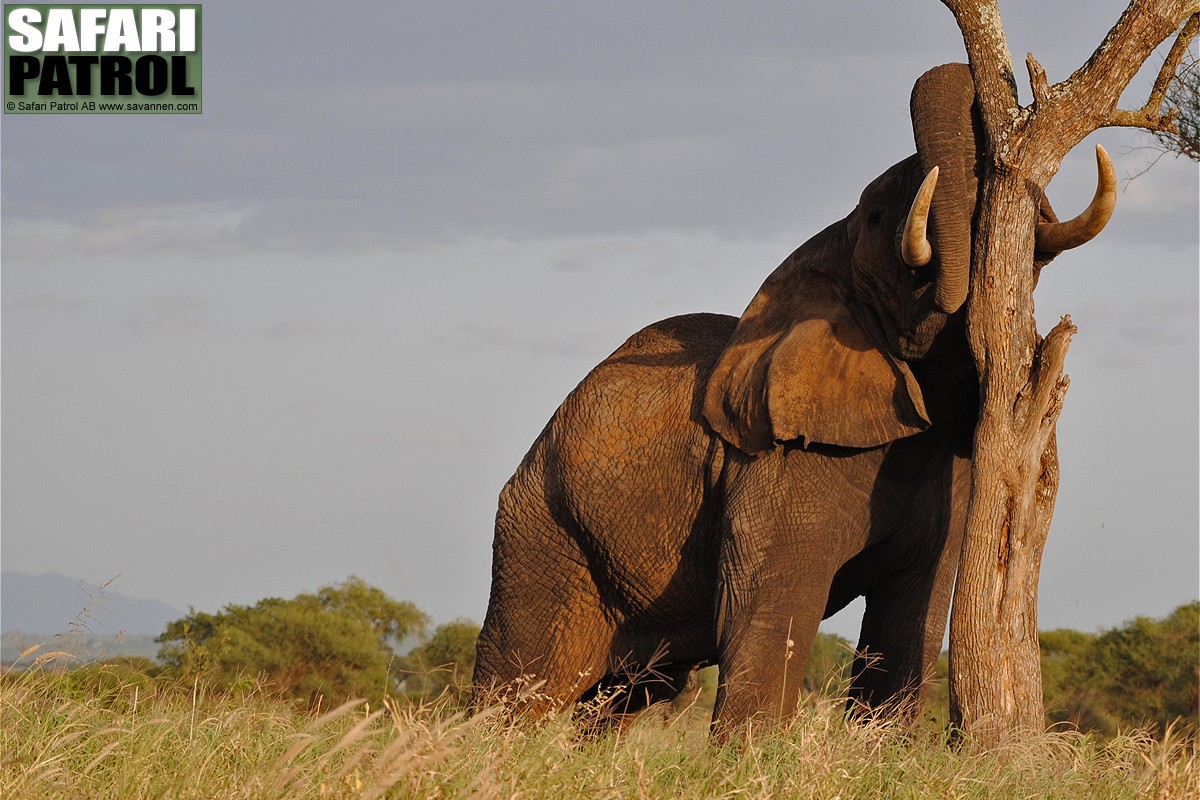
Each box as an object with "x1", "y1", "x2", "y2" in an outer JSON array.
[{"x1": 472, "y1": 63, "x2": 1115, "y2": 729}]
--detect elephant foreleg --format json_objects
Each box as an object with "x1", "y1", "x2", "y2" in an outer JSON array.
[
  {"x1": 713, "y1": 605, "x2": 829, "y2": 728},
  {"x1": 711, "y1": 544, "x2": 841, "y2": 730},
  {"x1": 848, "y1": 514, "x2": 966, "y2": 719}
]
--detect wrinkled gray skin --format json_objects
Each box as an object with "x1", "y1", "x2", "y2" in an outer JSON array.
[{"x1": 473, "y1": 64, "x2": 1062, "y2": 728}]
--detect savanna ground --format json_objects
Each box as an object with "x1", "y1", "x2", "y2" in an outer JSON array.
[{"x1": 3, "y1": 661, "x2": 1196, "y2": 800}]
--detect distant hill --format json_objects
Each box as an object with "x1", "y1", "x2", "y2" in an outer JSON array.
[
  {"x1": 1, "y1": 571, "x2": 184, "y2": 637},
  {"x1": 1, "y1": 630, "x2": 161, "y2": 666}
]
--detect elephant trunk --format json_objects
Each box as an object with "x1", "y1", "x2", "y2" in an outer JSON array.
[{"x1": 910, "y1": 63, "x2": 982, "y2": 315}]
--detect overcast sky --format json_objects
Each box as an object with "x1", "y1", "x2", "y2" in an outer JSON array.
[{"x1": 2, "y1": 1, "x2": 1196, "y2": 644}]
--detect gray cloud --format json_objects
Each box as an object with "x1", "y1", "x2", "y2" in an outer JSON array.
[
  {"x1": 120, "y1": 294, "x2": 213, "y2": 334},
  {"x1": 5, "y1": 1, "x2": 1190, "y2": 262},
  {"x1": 261, "y1": 317, "x2": 324, "y2": 341},
  {"x1": 3, "y1": 203, "x2": 256, "y2": 262},
  {"x1": 3, "y1": 291, "x2": 90, "y2": 314}
]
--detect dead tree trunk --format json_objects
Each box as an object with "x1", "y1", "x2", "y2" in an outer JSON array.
[{"x1": 938, "y1": 0, "x2": 1198, "y2": 745}]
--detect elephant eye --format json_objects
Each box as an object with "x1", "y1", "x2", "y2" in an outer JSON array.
[{"x1": 866, "y1": 207, "x2": 884, "y2": 226}]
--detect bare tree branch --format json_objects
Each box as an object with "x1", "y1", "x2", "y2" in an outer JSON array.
[
  {"x1": 1070, "y1": 2, "x2": 1194, "y2": 108},
  {"x1": 940, "y1": 0, "x2": 1021, "y2": 144},
  {"x1": 1018, "y1": 317, "x2": 1075, "y2": 449},
  {"x1": 1107, "y1": 13, "x2": 1199, "y2": 132},
  {"x1": 1155, "y1": 42, "x2": 1200, "y2": 158},
  {"x1": 1026, "y1": 53, "x2": 1051, "y2": 107},
  {"x1": 1148, "y1": 13, "x2": 1198, "y2": 110},
  {"x1": 946, "y1": 1, "x2": 1195, "y2": 173}
]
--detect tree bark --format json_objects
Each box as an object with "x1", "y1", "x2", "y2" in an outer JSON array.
[{"x1": 938, "y1": 0, "x2": 1198, "y2": 746}]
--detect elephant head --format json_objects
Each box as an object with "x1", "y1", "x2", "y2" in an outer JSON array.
[{"x1": 703, "y1": 63, "x2": 1115, "y2": 455}]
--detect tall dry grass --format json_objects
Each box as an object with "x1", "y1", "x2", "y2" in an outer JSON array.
[{"x1": 2, "y1": 662, "x2": 1196, "y2": 799}]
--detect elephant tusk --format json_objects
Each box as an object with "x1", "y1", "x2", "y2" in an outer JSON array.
[
  {"x1": 901, "y1": 167, "x2": 938, "y2": 268},
  {"x1": 1035, "y1": 144, "x2": 1117, "y2": 253}
]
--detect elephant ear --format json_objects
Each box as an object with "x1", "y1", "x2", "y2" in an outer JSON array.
[{"x1": 703, "y1": 255, "x2": 931, "y2": 455}]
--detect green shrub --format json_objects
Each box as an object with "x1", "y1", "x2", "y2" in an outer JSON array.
[{"x1": 156, "y1": 577, "x2": 427, "y2": 705}]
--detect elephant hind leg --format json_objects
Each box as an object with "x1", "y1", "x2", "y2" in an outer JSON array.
[
  {"x1": 473, "y1": 501, "x2": 615, "y2": 715},
  {"x1": 473, "y1": 600, "x2": 614, "y2": 716},
  {"x1": 473, "y1": 574, "x2": 616, "y2": 714}
]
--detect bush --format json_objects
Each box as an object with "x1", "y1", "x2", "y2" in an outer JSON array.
[
  {"x1": 1042, "y1": 602, "x2": 1199, "y2": 736},
  {"x1": 156, "y1": 577, "x2": 427, "y2": 705},
  {"x1": 395, "y1": 618, "x2": 481, "y2": 703}
]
